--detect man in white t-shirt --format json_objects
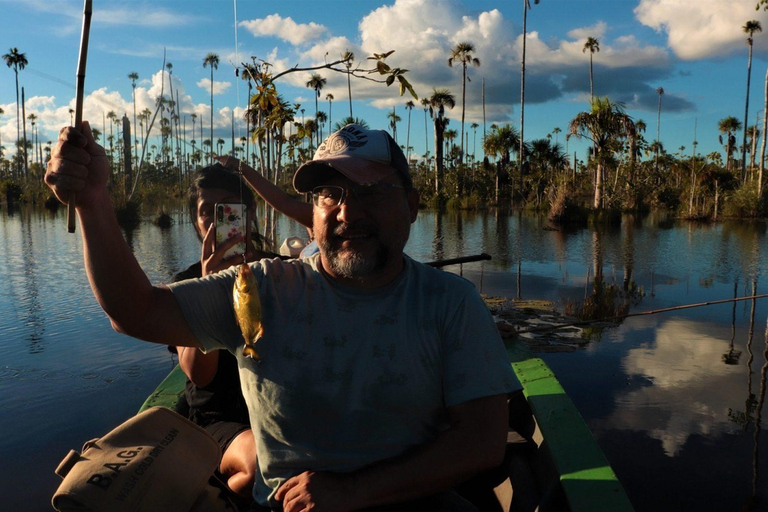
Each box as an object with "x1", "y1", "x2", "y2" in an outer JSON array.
[{"x1": 46, "y1": 122, "x2": 519, "y2": 512}]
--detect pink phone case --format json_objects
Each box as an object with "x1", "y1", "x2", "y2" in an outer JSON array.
[{"x1": 215, "y1": 203, "x2": 247, "y2": 259}]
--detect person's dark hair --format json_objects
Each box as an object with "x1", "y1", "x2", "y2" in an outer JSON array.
[
  {"x1": 187, "y1": 164, "x2": 255, "y2": 219},
  {"x1": 187, "y1": 163, "x2": 268, "y2": 250}
]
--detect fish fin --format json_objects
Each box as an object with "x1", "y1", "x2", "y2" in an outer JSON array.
[{"x1": 243, "y1": 346, "x2": 260, "y2": 359}]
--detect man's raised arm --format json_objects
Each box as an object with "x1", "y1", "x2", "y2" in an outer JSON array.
[{"x1": 46, "y1": 123, "x2": 200, "y2": 348}]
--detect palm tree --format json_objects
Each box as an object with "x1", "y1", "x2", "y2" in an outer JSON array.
[
  {"x1": 387, "y1": 107, "x2": 401, "y2": 143},
  {"x1": 483, "y1": 124, "x2": 521, "y2": 203},
  {"x1": 428, "y1": 88, "x2": 456, "y2": 197},
  {"x1": 583, "y1": 37, "x2": 600, "y2": 102},
  {"x1": 27, "y1": 113, "x2": 37, "y2": 166},
  {"x1": 140, "y1": 107, "x2": 152, "y2": 153},
  {"x1": 444, "y1": 129, "x2": 458, "y2": 165},
  {"x1": 741, "y1": 20, "x2": 762, "y2": 181},
  {"x1": 718, "y1": 116, "x2": 742, "y2": 173},
  {"x1": 421, "y1": 97, "x2": 431, "y2": 162},
  {"x1": 568, "y1": 97, "x2": 636, "y2": 209},
  {"x1": 203, "y1": 52, "x2": 220, "y2": 164},
  {"x1": 470, "y1": 122, "x2": 479, "y2": 161},
  {"x1": 128, "y1": 72, "x2": 139, "y2": 163},
  {"x1": 332, "y1": 116, "x2": 369, "y2": 132},
  {"x1": 448, "y1": 42, "x2": 481, "y2": 162},
  {"x1": 3, "y1": 47, "x2": 28, "y2": 177},
  {"x1": 315, "y1": 111, "x2": 328, "y2": 141},
  {"x1": 325, "y1": 93, "x2": 334, "y2": 130},
  {"x1": 552, "y1": 127, "x2": 563, "y2": 149},
  {"x1": 627, "y1": 118, "x2": 646, "y2": 196},
  {"x1": 240, "y1": 63, "x2": 258, "y2": 167},
  {"x1": 404, "y1": 100, "x2": 415, "y2": 163},
  {"x1": 165, "y1": 61, "x2": 182, "y2": 171},
  {"x1": 343, "y1": 51, "x2": 355, "y2": 117},
  {"x1": 306, "y1": 73, "x2": 327, "y2": 148},
  {"x1": 106, "y1": 110, "x2": 117, "y2": 162}
]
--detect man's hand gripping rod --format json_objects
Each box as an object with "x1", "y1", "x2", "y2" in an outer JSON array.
[{"x1": 68, "y1": 0, "x2": 93, "y2": 233}]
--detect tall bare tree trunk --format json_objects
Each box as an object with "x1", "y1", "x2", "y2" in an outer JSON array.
[
  {"x1": 742, "y1": 41, "x2": 755, "y2": 182},
  {"x1": 689, "y1": 118, "x2": 698, "y2": 217},
  {"x1": 434, "y1": 120, "x2": 444, "y2": 197},
  {"x1": 460, "y1": 64, "x2": 466, "y2": 162},
  {"x1": 714, "y1": 180, "x2": 720, "y2": 221},
  {"x1": 122, "y1": 115, "x2": 132, "y2": 200},
  {"x1": 594, "y1": 160, "x2": 603, "y2": 209},
  {"x1": 759, "y1": 65, "x2": 768, "y2": 205},
  {"x1": 482, "y1": 78, "x2": 486, "y2": 150},
  {"x1": 21, "y1": 87, "x2": 28, "y2": 178},
  {"x1": 519, "y1": 0, "x2": 529, "y2": 208}
]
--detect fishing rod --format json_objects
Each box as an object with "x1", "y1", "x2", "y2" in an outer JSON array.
[
  {"x1": 425, "y1": 253, "x2": 492, "y2": 268},
  {"x1": 68, "y1": 0, "x2": 92, "y2": 234},
  {"x1": 514, "y1": 293, "x2": 768, "y2": 334}
]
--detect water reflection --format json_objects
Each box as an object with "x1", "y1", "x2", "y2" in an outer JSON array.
[
  {"x1": 746, "y1": 319, "x2": 768, "y2": 511},
  {"x1": 725, "y1": 280, "x2": 743, "y2": 365},
  {"x1": 606, "y1": 316, "x2": 742, "y2": 456},
  {"x1": 3, "y1": 206, "x2": 768, "y2": 511},
  {"x1": 432, "y1": 211, "x2": 444, "y2": 261},
  {"x1": 21, "y1": 212, "x2": 45, "y2": 353},
  {"x1": 623, "y1": 215, "x2": 636, "y2": 292}
]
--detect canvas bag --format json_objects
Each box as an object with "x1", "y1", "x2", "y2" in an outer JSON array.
[{"x1": 52, "y1": 406, "x2": 236, "y2": 512}]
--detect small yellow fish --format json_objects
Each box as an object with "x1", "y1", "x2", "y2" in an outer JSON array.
[{"x1": 233, "y1": 263, "x2": 263, "y2": 359}]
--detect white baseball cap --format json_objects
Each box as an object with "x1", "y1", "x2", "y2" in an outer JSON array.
[{"x1": 293, "y1": 124, "x2": 411, "y2": 193}]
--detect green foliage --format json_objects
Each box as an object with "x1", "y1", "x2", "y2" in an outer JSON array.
[
  {"x1": 654, "y1": 186, "x2": 682, "y2": 211},
  {"x1": 0, "y1": 179, "x2": 22, "y2": 203},
  {"x1": 114, "y1": 198, "x2": 141, "y2": 229},
  {"x1": 44, "y1": 194, "x2": 60, "y2": 211},
  {"x1": 723, "y1": 182, "x2": 764, "y2": 218},
  {"x1": 565, "y1": 280, "x2": 644, "y2": 322},
  {"x1": 548, "y1": 180, "x2": 588, "y2": 225},
  {"x1": 445, "y1": 196, "x2": 462, "y2": 210},
  {"x1": 588, "y1": 208, "x2": 622, "y2": 227}
]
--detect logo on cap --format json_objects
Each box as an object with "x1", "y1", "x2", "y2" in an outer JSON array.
[{"x1": 317, "y1": 125, "x2": 368, "y2": 158}]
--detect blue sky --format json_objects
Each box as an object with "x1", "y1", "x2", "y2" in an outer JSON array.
[{"x1": 2, "y1": 0, "x2": 768, "y2": 165}]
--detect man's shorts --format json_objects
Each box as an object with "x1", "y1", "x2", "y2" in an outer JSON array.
[{"x1": 204, "y1": 420, "x2": 250, "y2": 452}]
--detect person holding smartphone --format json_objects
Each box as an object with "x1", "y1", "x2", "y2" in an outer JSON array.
[
  {"x1": 215, "y1": 155, "x2": 320, "y2": 258},
  {"x1": 174, "y1": 164, "x2": 278, "y2": 504}
]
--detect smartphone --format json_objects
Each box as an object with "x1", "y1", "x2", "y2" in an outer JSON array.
[{"x1": 214, "y1": 202, "x2": 251, "y2": 259}]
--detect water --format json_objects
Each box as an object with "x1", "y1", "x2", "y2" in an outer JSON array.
[{"x1": 1, "y1": 205, "x2": 767, "y2": 511}]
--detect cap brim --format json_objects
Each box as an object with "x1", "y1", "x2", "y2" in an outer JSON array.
[{"x1": 293, "y1": 156, "x2": 397, "y2": 193}]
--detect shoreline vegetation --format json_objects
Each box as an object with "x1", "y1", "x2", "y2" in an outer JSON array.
[
  {"x1": 4, "y1": 140, "x2": 768, "y2": 229},
  {"x1": 4, "y1": 42, "x2": 768, "y2": 227}
]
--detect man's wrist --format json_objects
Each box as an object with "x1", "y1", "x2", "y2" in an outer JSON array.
[{"x1": 76, "y1": 188, "x2": 114, "y2": 215}]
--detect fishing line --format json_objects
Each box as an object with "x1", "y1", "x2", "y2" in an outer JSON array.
[
  {"x1": 513, "y1": 293, "x2": 768, "y2": 334},
  {"x1": 233, "y1": 0, "x2": 247, "y2": 263}
]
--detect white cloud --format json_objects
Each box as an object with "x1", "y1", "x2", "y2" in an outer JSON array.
[
  {"x1": 635, "y1": 0, "x2": 768, "y2": 60},
  {"x1": 353, "y1": 0, "x2": 669, "y2": 118},
  {"x1": 240, "y1": 14, "x2": 327, "y2": 46},
  {"x1": 96, "y1": 7, "x2": 201, "y2": 27},
  {"x1": 236, "y1": 0, "x2": 672, "y2": 122},
  {"x1": 567, "y1": 21, "x2": 608, "y2": 43},
  {"x1": 197, "y1": 78, "x2": 232, "y2": 96},
  {"x1": 27, "y1": 0, "x2": 200, "y2": 28}
]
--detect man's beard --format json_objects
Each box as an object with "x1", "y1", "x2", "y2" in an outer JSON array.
[{"x1": 318, "y1": 225, "x2": 389, "y2": 279}]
